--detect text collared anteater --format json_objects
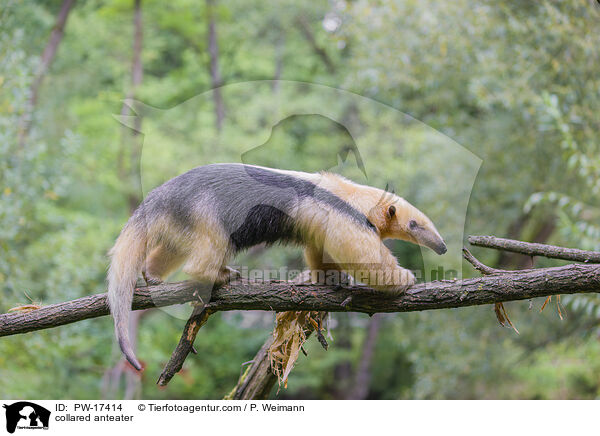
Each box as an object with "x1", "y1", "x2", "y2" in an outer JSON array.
[{"x1": 108, "y1": 163, "x2": 447, "y2": 370}]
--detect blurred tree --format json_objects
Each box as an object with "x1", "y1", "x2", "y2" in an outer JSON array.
[
  {"x1": 206, "y1": 0, "x2": 224, "y2": 131},
  {"x1": 18, "y1": 0, "x2": 76, "y2": 149},
  {"x1": 1, "y1": 0, "x2": 599, "y2": 400}
]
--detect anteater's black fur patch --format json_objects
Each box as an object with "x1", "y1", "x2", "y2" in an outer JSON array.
[{"x1": 229, "y1": 204, "x2": 300, "y2": 251}]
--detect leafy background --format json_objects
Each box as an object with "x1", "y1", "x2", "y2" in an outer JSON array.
[{"x1": 1, "y1": 0, "x2": 599, "y2": 399}]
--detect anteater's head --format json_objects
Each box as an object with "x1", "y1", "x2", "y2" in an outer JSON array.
[{"x1": 374, "y1": 195, "x2": 447, "y2": 255}]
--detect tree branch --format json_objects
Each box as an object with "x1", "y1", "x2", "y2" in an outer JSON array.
[
  {"x1": 157, "y1": 305, "x2": 214, "y2": 386},
  {"x1": 462, "y1": 247, "x2": 506, "y2": 275},
  {"x1": 468, "y1": 235, "x2": 600, "y2": 263},
  {"x1": 2, "y1": 263, "x2": 600, "y2": 338},
  {"x1": 295, "y1": 15, "x2": 335, "y2": 73},
  {"x1": 226, "y1": 335, "x2": 277, "y2": 400},
  {"x1": 225, "y1": 312, "x2": 326, "y2": 399}
]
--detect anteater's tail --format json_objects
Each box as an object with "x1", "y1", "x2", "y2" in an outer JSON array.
[{"x1": 107, "y1": 221, "x2": 147, "y2": 371}]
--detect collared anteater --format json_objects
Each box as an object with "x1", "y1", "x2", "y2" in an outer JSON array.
[{"x1": 108, "y1": 163, "x2": 446, "y2": 370}]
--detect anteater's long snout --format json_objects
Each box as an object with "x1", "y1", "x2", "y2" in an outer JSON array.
[{"x1": 409, "y1": 225, "x2": 447, "y2": 255}]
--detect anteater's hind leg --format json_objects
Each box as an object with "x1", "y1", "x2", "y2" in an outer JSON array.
[
  {"x1": 143, "y1": 244, "x2": 186, "y2": 285},
  {"x1": 182, "y1": 230, "x2": 234, "y2": 288}
]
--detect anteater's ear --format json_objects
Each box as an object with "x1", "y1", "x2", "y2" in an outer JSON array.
[{"x1": 387, "y1": 205, "x2": 396, "y2": 219}]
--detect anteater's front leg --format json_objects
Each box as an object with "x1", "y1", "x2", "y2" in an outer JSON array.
[{"x1": 325, "y1": 233, "x2": 415, "y2": 294}]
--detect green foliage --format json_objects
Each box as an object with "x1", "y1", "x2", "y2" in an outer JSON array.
[{"x1": 1, "y1": 0, "x2": 599, "y2": 399}]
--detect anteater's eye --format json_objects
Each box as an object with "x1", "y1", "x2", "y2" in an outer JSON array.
[{"x1": 409, "y1": 220, "x2": 418, "y2": 230}]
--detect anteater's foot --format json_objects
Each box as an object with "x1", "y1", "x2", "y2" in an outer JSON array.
[
  {"x1": 142, "y1": 271, "x2": 163, "y2": 286},
  {"x1": 216, "y1": 266, "x2": 241, "y2": 285}
]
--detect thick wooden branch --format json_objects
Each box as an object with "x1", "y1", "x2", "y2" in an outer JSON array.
[
  {"x1": 469, "y1": 235, "x2": 600, "y2": 263},
  {"x1": 2, "y1": 263, "x2": 600, "y2": 338},
  {"x1": 0, "y1": 282, "x2": 198, "y2": 337}
]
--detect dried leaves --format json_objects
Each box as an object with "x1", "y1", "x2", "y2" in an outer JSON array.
[
  {"x1": 494, "y1": 302, "x2": 519, "y2": 334},
  {"x1": 8, "y1": 304, "x2": 43, "y2": 313},
  {"x1": 540, "y1": 295, "x2": 565, "y2": 320},
  {"x1": 8, "y1": 291, "x2": 43, "y2": 313},
  {"x1": 268, "y1": 310, "x2": 327, "y2": 389},
  {"x1": 494, "y1": 294, "x2": 566, "y2": 335}
]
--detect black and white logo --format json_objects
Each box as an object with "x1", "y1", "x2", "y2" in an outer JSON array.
[{"x1": 2, "y1": 402, "x2": 50, "y2": 433}]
